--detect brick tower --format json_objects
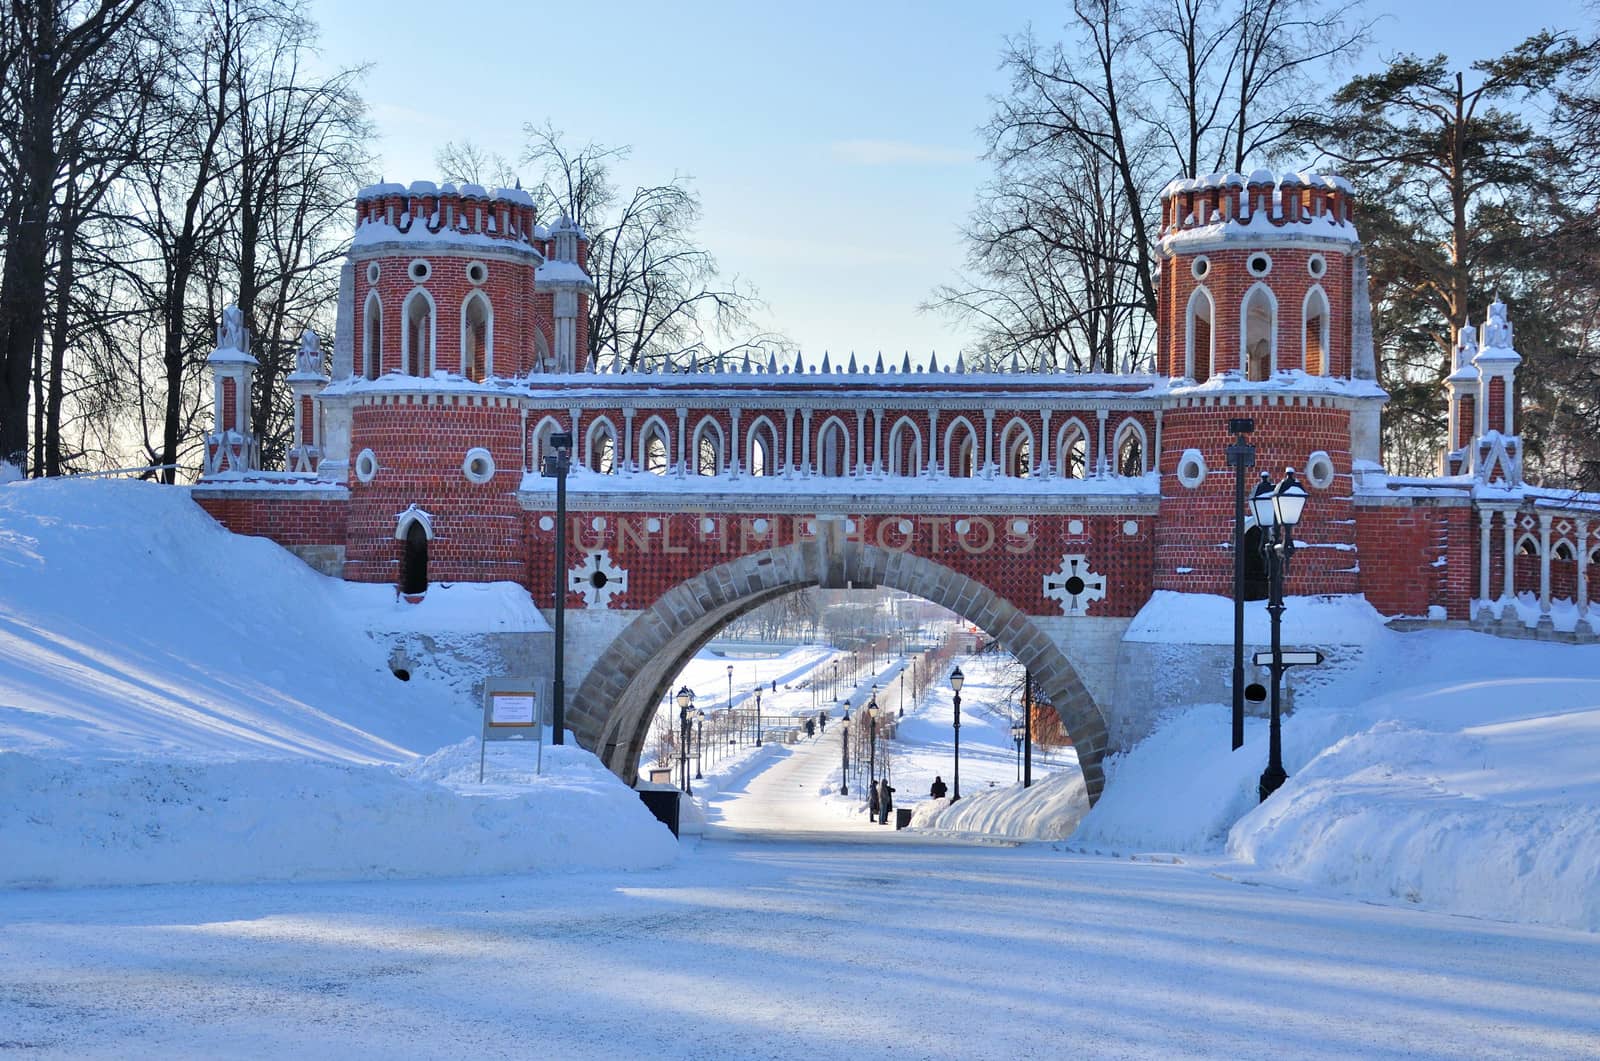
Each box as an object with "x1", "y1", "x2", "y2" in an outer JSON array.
[
  {"x1": 1151, "y1": 170, "x2": 1386, "y2": 595},
  {"x1": 327, "y1": 180, "x2": 592, "y2": 592}
]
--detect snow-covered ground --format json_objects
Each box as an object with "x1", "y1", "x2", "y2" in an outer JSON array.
[{"x1": 0, "y1": 479, "x2": 676, "y2": 886}]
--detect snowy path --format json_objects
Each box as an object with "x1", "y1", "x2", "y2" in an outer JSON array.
[
  {"x1": 3, "y1": 841, "x2": 1596, "y2": 1059},
  {"x1": 702, "y1": 724, "x2": 880, "y2": 836}
]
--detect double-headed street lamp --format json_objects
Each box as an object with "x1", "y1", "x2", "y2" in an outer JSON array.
[
  {"x1": 1011, "y1": 718, "x2": 1026, "y2": 781},
  {"x1": 1250, "y1": 467, "x2": 1309, "y2": 802},
  {"x1": 949, "y1": 665, "x2": 964, "y2": 801},
  {"x1": 839, "y1": 706, "x2": 851, "y2": 796},
  {"x1": 676, "y1": 685, "x2": 695, "y2": 795}
]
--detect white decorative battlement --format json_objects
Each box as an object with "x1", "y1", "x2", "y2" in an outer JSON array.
[{"x1": 1158, "y1": 170, "x2": 1359, "y2": 248}]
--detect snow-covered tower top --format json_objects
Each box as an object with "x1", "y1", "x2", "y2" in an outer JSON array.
[{"x1": 1154, "y1": 170, "x2": 1361, "y2": 383}]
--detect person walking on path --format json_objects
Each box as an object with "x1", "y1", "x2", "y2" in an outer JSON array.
[
  {"x1": 869, "y1": 781, "x2": 881, "y2": 822},
  {"x1": 817, "y1": 710, "x2": 827, "y2": 733},
  {"x1": 929, "y1": 775, "x2": 948, "y2": 800},
  {"x1": 878, "y1": 778, "x2": 895, "y2": 825}
]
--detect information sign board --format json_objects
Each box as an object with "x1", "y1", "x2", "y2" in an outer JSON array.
[{"x1": 479, "y1": 677, "x2": 549, "y2": 781}]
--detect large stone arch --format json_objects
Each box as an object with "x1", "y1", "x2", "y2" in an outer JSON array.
[{"x1": 569, "y1": 538, "x2": 1111, "y2": 802}]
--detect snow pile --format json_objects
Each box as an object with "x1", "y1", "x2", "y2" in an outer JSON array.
[
  {"x1": 911, "y1": 762, "x2": 1088, "y2": 839},
  {"x1": 1080, "y1": 596, "x2": 1600, "y2": 932},
  {"x1": 0, "y1": 460, "x2": 19, "y2": 485},
  {"x1": 0, "y1": 479, "x2": 675, "y2": 888}
]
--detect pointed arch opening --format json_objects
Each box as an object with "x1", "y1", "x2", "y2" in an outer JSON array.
[
  {"x1": 402, "y1": 288, "x2": 435, "y2": 377},
  {"x1": 1114, "y1": 419, "x2": 1148, "y2": 476},
  {"x1": 638, "y1": 417, "x2": 671, "y2": 475},
  {"x1": 1186, "y1": 287, "x2": 1216, "y2": 382},
  {"x1": 999, "y1": 417, "x2": 1034, "y2": 478},
  {"x1": 363, "y1": 291, "x2": 382, "y2": 380},
  {"x1": 461, "y1": 291, "x2": 492, "y2": 381},
  {"x1": 816, "y1": 417, "x2": 851, "y2": 477},
  {"x1": 943, "y1": 417, "x2": 978, "y2": 478},
  {"x1": 1242, "y1": 283, "x2": 1277, "y2": 381},
  {"x1": 1303, "y1": 285, "x2": 1330, "y2": 376},
  {"x1": 586, "y1": 417, "x2": 618, "y2": 474},
  {"x1": 395, "y1": 506, "x2": 434, "y2": 598},
  {"x1": 746, "y1": 416, "x2": 778, "y2": 477},
  {"x1": 1055, "y1": 418, "x2": 1089, "y2": 479},
  {"x1": 529, "y1": 416, "x2": 564, "y2": 475},
  {"x1": 693, "y1": 418, "x2": 724, "y2": 477},
  {"x1": 888, "y1": 417, "x2": 923, "y2": 477}
]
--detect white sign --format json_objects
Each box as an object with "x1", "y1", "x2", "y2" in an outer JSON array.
[
  {"x1": 490, "y1": 692, "x2": 537, "y2": 727},
  {"x1": 1253, "y1": 650, "x2": 1325, "y2": 667}
]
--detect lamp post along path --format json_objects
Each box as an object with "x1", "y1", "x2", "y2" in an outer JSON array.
[
  {"x1": 542, "y1": 432, "x2": 573, "y2": 744},
  {"x1": 949, "y1": 665, "x2": 964, "y2": 801},
  {"x1": 1226, "y1": 417, "x2": 1256, "y2": 753},
  {"x1": 1252, "y1": 468, "x2": 1309, "y2": 802}
]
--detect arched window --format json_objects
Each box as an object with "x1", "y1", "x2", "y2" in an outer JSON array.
[
  {"x1": 638, "y1": 417, "x2": 671, "y2": 475},
  {"x1": 816, "y1": 417, "x2": 850, "y2": 477},
  {"x1": 944, "y1": 417, "x2": 978, "y2": 478},
  {"x1": 999, "y1": 417, "x2": 1033, "y2": 478},
  {"x1": 461, "y1": 291, "x2": 492, "y2": 381},
  {"x1": 585, "y1": 417, "x2": 617, "y2": 474},
  {"x1": 1055, "y1": 418, "x2": 1089, "y2": 479},
  {"x1": 1242, "y1": 283, "x2": 1276, "y2": 381},
  {"x1": 1186, "y1": 287, "x2": 1215, "y2": 382},
  {"x1": 402, "y1": 289, "x2": 434, "y2": 376},
  {"x1": 693, "y1": 419, "x2": 724, "y2": 476},
  {"x1": 1114, "y1": 419, "x2": 1148, "y2": 476},
  {"x1": 888, "y1": 417, "x2": 923, "y2": 476},
  {"x1": 363, "y1": 291, "x2": 382, "y2": 380},
  {"x1": 1554, "y1": 541, "x2": 1575, "y2": 561},
  {"x1": 400, "y1": 522, "x2": 429, "y2": 596},
  {"x1": 1303, "y1": 285, "x2": 1330, "y2": 376},
  {"x1": 1242, "y1": 526, "x2": 1268, "y2": 600},
  {"x1": 746, "y1": 416, "x2": 778, "y2": 476},
  {"x1": 1518, "y1": 536, "x2": 1539, "y2": 557},
  {"x1": 534, "y1": 327, "x2": 552, "y2": 373},
  {"x1": 529, "y1": 416, "x2": 562, "y2": 473}
]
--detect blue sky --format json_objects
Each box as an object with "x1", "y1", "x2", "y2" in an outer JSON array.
[{"x1": 308, "y1": 0, "x2": 1583, "y2": 360}]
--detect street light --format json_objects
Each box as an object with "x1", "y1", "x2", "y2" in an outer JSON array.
[
  {"x1": 839, "y1": 707, "x2": 850, "y2": 796},
  {"x1": 676, "y1": 685, "x2": 695, "y2": 795},
  {"x1": 1251, "y1": 467, "x2": 1308, "y2": 802},
  {"x1": 1011, "y1": 718, "x2": 1025, "y2": 781},
  {"x1": 541, "y1": 431, "x2": 573, "y2": 744},
  {"x1": 694, "y1": 708, "x2": 706, "y2": 779},
  {"x1": 754, "y1": 687, "x2": 763, "y2": 747},
  {"x1": 866, "y1": 693, "x2": 879, "y2": 795},
  {"x1": 1226, "y1": 417, "x2": 1257, "y2": 752},
  {"x1": 949, "y1": 665, "x2": 964, "y2": 801},
  {"x1": 726, "y1": 664, "x2": 735, "y2": 744}
]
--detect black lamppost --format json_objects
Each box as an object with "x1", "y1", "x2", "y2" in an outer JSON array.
[
  {"x1": 949, "y1": 665, "x2": 964, "y2": 801},
  {"x1": 866, "y1": 694, "x2": 879, "y2": 793},
  {"x1": 1226, "y1": 417, "x2": 1257, "y2": 752},
  {"x1": 1250, "y1": 467, "x2": 1308, "y2": 802},
  {"x1": 726, "y1": 664, "x2": 735, "y2": 744},
  {"x1": 1012, "y1": 718, "x2": 1025, "y2": 781},
  {"x1": 1022, "y1": 669, "x2": 1033, "y2": 788},
  {"x1": 840, "y1": 708, "x2": 850, "y2": 796},
  {"x1": 694, "y1": 707, "x2": 706, "y2": 779},
  {"x1": 542, "y1": 431, "x2": 573, "y2": 744},
  {"x1": 676, "y1": 685, "x2": 695, "y2": 795},
  {"x1": 754, "y1": 687, "x2": 763, "y2": 747}
]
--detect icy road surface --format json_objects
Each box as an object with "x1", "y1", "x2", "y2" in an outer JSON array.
[{"x1": 2, "y1": 838, "x2": 1596, "y2": 1060}]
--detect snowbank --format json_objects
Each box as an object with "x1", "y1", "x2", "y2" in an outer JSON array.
[
  {"x1": 1081, "y1": 594, "x2": 1600, "y2": 932},
  {"x1": 1, "y1": 743, "x2": 676, "y2": 888},
  {"x1": 0, "y1": 479, "x2": 674, "y2": 888},
  {"x1": 912, "y1": 762, "x2": 1089, "y2": 839}
]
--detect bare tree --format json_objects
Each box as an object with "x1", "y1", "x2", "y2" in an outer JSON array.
[
  {"x1": 0, "y1": 0, "x2": 151, "y2": 476},
  {"x1": 520, "y1": 123, "x2": 779, "y2": 372}
]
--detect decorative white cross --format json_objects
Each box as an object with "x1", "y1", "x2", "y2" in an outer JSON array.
[
  {"x1": 571, "y1": 549, "x2": 629, "y2": 608},
  {"x1": 1044, "y1": 554, "x2": 1106, "y2": 616}
]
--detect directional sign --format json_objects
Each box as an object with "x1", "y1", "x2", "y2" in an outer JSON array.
[{"x1": 1253, "y1": 650, "x2": 1324, "y2": 667}]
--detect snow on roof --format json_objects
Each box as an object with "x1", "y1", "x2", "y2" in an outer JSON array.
[
  {"x1": 1167, "y1": 369, "x2": 1386, "y2": 400},
  {"x1": 350, "y1": 217, "x2": 543, "y2": 255},
  {"x1": 534, "y1": 260, "x2": 593, "y2": 285}
]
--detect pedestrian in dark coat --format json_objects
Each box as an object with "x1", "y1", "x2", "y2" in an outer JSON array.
[
  {"x1": 878, "y1": 778, "x2": 895, "y2": 824},
  {"x1": 929, "y1": 775, "x2": 948, "y2": 800},
  {"x1": 869, "y1": 782, "x2": 881, "y2": 820},
  {"x1": 818, "y1": 711, "x2": 827, "y2": 733}
]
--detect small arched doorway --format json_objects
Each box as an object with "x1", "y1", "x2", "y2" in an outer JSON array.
[{"x1": 400, "y1": 522, "x2": 429, "y2": 598}]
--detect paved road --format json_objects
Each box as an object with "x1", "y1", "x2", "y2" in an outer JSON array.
[{"x1": 4, "y1": 838, "x2": 1597, "y2": 1059}]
